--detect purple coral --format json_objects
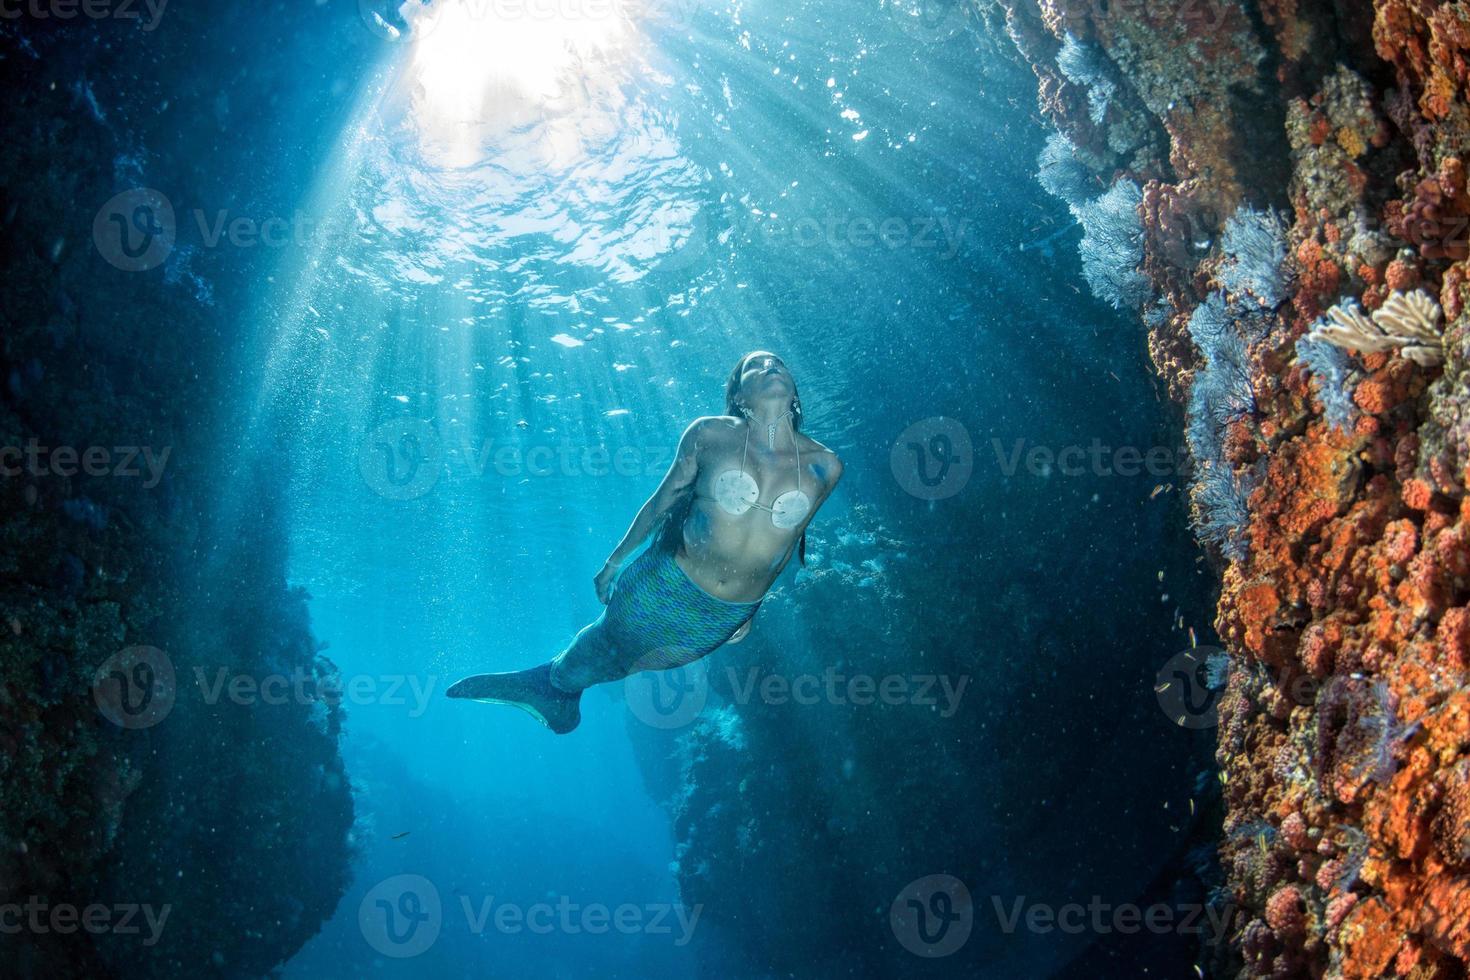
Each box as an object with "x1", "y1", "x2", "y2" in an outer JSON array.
[
  {"x1": 1315, "y1": 676, "x2": 1418, "y2": 796},
  {"x1": 1076, "y1": 179, "x2": 1151, "y2": 309}
]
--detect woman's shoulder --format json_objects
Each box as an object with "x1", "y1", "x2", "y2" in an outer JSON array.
[
  {"x1": 678, "y1": 415, "x2": 742, "y2": 451},
  {"x1": 688, "y1": 415, "x2": 744, "y2": 436},
  {"x1": 797, "y1": 433, "x2": 843, "y2": 480},
  {"x1": 797, "y1": 431, "x2": 839, "y2": 457}
]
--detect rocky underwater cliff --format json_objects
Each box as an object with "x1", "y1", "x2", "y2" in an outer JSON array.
[
  {"x1": 981, "y1": 0, "x2": 1470, "y2": 975},
  {"x1": 0, "y1": 9, "x2": 369, "y2": 977}
]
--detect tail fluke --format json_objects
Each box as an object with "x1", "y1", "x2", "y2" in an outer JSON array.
[{"x1": 445, "y1": 663, "x2": 582, "y2": 735}]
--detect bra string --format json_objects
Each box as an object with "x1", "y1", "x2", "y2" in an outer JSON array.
[{"x1": 793, "y1": 415, "x2": 801, "y2": 495}]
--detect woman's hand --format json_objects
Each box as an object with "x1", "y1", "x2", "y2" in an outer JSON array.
[{"x1": 594, "y1": 559, "x2": 621, "y2": 605}]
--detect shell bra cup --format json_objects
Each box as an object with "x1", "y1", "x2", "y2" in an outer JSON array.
[{"x1": 705, "y1": 414, "x2": 812, "y2": 531}]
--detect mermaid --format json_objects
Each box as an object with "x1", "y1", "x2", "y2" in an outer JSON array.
[{"x1": 446, "y1": 351, "x2": 844, "y2": 733}]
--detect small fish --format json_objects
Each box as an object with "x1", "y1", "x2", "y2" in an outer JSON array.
[
  {"x1": 390, "y1": 831, "x2": 410, "y2": 840},
  {"x1": 1108, "y1": 371, "x2": 1121, "y2": 382},
  {"x1": 1189, "y1": 627, "x2": 1197, "y2": 648},
  {"x1": 1149, "y1": 484, "x2": 1165, "y2": 500}
]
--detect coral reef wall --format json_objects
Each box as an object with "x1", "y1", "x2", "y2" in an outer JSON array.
[
  {"x1": 991, "y1": 0, "x2": 1470, "y2": 974},
  {"x1": 0, "y1": 9, "x2": 365, "y2": 976}
]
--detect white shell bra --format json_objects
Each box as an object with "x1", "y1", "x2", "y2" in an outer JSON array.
[{"x1": 700, "y1": 413, "x2": 812, "y2": 530}]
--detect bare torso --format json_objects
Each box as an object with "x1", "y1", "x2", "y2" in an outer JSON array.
[{"x1": 674, "y1": 416, "x2": 842, "y2": 603}]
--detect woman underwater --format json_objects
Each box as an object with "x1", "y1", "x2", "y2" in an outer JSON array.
[{"x1": 447, "y1": 351, "x2": 844, "y2": 733}]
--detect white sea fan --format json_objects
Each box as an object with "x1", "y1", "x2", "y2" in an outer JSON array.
[{"x1": 1309, "y1": 290, "x2": 1445, "y2": 366}]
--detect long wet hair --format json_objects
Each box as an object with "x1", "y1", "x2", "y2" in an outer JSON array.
[{"x1": 654, "y1": 352, "x2": 808, "y2": 565}]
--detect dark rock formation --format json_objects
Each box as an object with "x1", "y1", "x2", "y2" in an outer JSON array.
[{"x1": 0, "y1": 10, "x2": 363, "y2": 976}]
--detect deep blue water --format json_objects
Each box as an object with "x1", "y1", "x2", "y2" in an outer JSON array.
[{"x1": 4, "y1": 1, "x2": 1222, "y2": 976}]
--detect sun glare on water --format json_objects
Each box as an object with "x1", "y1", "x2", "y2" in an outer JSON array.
[{"x1": 406, "y1": 0, "x2": 638, "y2": 158}]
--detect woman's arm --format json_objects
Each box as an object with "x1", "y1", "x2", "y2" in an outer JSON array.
[{"x1": 594, "y1": 417, "x2": 708, "y2": 603}]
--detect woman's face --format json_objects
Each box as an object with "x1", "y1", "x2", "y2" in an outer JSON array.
[{"x1": 738, "y1": 351, "x2": 796, "y2": 402}]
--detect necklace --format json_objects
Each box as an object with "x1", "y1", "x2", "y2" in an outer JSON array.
[{"x1": 767, "y1": 410, "x2": 792, "y2": 449}]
